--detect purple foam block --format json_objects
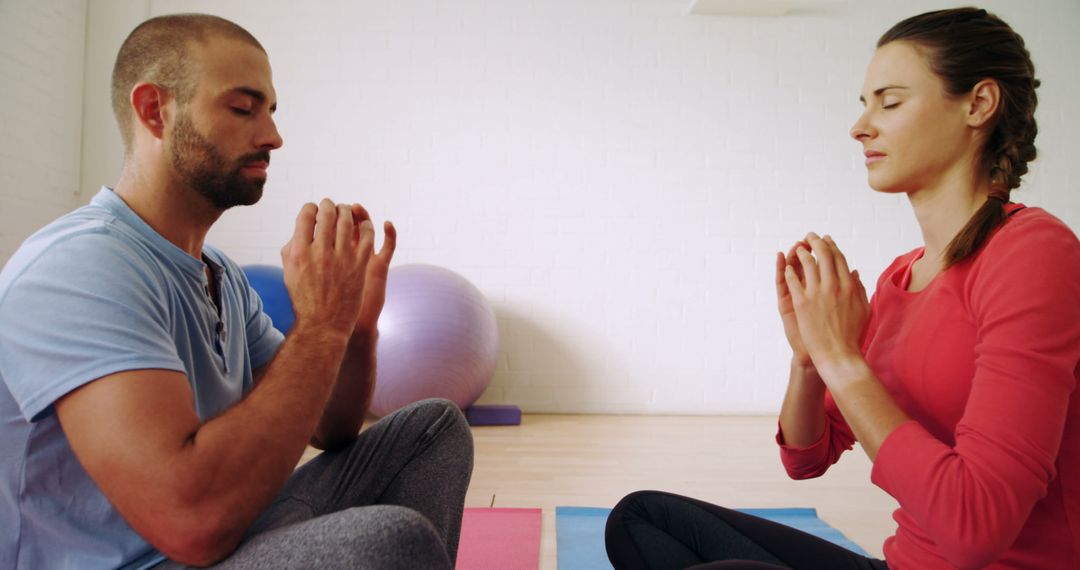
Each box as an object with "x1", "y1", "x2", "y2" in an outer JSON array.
[{"x1": 466, "y1": 404, "x2": 522, "y2": 426}]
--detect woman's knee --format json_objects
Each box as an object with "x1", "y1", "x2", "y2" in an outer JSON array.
[
  {"x1": 607, "y1": 490, "x2": 713, "y2": 543},
  {"x1": 607, "y1": 491, "x2": 670, "y2": 545},
  {"x1": 610, "y1": 490, "x2": 672, "y2": 523},
  {"x1": 606, "y1": 491, "x2": 672, "y2": 570}
]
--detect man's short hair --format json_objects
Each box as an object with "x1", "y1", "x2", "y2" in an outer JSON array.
[{"x1": 111, "y1": 14, "x2": 265, "y2": 152}]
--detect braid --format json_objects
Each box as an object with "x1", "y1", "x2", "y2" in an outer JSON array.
[{"x1": 987, "y1": 78, "x2": 1039, "y2": 191}]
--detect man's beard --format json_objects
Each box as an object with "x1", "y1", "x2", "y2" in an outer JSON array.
[{"x1": 170, "y1": 113, "x2": 269, "y2": 210}]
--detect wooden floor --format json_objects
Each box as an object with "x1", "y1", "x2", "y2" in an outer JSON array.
[{"x1": 304, "y1": 414, "x2": 898, "y2": 569}]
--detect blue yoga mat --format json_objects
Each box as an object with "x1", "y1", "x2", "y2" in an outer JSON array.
[{"x1": 556, "y1": 506, "x2": 869, "y2": 570}]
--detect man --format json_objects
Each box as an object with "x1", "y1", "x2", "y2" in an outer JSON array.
[{"x1": 0, "y1": 14, "x2": 472, "y2": 569}]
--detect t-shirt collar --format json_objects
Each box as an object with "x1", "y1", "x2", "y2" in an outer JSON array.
[{"x1": 92, "y1": 186, "x2": 213, "y2": 279}]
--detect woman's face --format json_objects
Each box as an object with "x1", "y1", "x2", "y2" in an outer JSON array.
[{"x1": 850, "y1": 41, "x2": 975, "y2": 195}]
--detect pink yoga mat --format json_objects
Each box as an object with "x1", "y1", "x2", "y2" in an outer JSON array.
[{"x1": 456, "y1": 507, "x2": 542, "y2": 570}]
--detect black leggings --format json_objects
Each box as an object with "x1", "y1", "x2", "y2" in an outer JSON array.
[{"x1": 605, "y1": 491, "x2": 889, "y2": 570}]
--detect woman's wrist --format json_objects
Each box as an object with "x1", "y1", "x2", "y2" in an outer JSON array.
[
  {"x1": 791, "y1": 352, "x2": 815, "y2": 371},
  {"x1": 814, "y1": 352, "x2": 872, "y2": 391},
  {"x1": 790, "y1": 357, "x2": 824, "y2": 388}
]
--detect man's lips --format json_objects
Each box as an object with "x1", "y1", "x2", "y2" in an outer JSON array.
[{"x1": 241, "y1": 161, "x2": 269, "y2": 174}]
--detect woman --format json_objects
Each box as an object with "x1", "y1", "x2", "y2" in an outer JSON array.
[{"x1": 606, "y1": 7, "x2": 1080, "y2": 569}]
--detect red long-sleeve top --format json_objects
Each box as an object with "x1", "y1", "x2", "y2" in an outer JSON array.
[{"x1": 778, "y1": 205, "x2": 1080, "y2": 569}]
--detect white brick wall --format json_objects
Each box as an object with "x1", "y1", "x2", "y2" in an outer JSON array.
[
  {"x1": 79, "y1": 0, "x2": 149, "y2": 200},
  {"x1": 52, "y1": 0, "x2": 1080, "y2": 413},
  {"x1": 0, "y1": 0, "x2": 87, "y2": 263}
]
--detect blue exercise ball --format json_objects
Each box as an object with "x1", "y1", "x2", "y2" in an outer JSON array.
[{"x1": 243, "y1": 265, "x2": 295, "y2": 335}]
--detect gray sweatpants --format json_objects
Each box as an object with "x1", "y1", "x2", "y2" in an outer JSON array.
[{"x1": 155, "y1": 398, "x2": 474, "y2": 569}]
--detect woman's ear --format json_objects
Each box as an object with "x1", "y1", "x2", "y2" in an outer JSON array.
[
  {"x1": 966, "y1": 78, "x2": 1001, "y2": 128},
  {"x1": 129, "y1": 83, "x2": 170, "y2": 140}
]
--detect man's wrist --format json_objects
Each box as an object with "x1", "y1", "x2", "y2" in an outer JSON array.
[
  {"x1": 348, "y1": 327, "x2": 379, "y2": 351},
  {"x1": 288, "y1": 323, "x2": 352, "y2": 353}
]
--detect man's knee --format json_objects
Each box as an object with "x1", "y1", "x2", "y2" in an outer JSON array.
[
  {"x1": 356, "y1": 506, "x2": 449, "y2": 560},
  {"x1": 404, "y1": 399, "x2": 473, "y2": 450},
  {"x1": 365, "y1": 505, "x2": 441, "y2": 542},
  {"x1": 339, "y1": 506, "x2": 451, "y2": 568},
  {"x1": 215, "y1": 506, "x2": 451, "y2": 569},
  {"x1": 405, "y1": 398, "x2": 466, "y2": 426}
]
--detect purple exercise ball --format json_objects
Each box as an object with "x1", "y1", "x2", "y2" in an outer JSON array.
[{"x1": 371, "y1": 264, "x2": 499, "y2": 417}]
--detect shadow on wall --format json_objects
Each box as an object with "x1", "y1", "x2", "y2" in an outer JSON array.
[{"x1": 475, "y1": 302, "x2": 604, "y2": 413}]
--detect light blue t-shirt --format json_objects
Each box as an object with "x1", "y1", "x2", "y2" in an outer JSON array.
[{"x1": 0, "y1": 188, "x2": 285, "y2": 569}]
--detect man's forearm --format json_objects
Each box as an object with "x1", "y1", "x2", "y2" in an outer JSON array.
[
  {"x1": 311, "y1": 331, "x2": 378, "y2": 449},
  {"x1": 174, "y1": 326, "x2": 350, "y2": 559}
]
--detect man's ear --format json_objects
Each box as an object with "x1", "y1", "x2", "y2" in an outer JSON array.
[
  {"x1": 129, "y1": 83, "x2": 170, "y2": 140},
  {"x1": 966, "y1": 78, "x2": 1001, "y2": 129}
]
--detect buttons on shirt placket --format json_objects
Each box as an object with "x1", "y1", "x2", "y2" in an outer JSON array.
[{"x1": 203, "y1": 280, "x2": 229, "y2": 374}]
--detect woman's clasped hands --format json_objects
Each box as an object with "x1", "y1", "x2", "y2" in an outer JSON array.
[{"x1": 776, "y1": 233, "x2": 871, "y2": 379}]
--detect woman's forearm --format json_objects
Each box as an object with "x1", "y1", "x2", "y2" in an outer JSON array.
[{"x1": 778, "y1": 358, "x2": 827, "y2": 448}]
